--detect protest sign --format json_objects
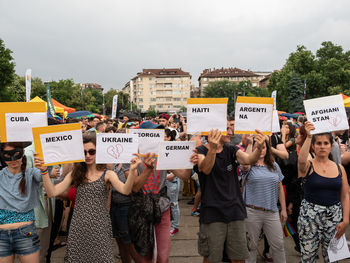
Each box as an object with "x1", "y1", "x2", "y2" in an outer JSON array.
[
  {"x1": 25, "y1": 69, "x2": 31, "y2": 102},
  {"x1": 304, "y1": 94, "x2": 349, "y2": 134},
  {"x1": 32, "y1": 123, "x2": 84, "y2": 166},
  {"x1": 271, "y1": 110, "x2": 281, "y2": 133},
  {"x1": 111, "y1": 95, "x2": 118, "y2": 119},
  {"x1": 96, "y1": 133, "x2": 139, "y2": 164},
  {"x1": 234, "y1": 97, "x2": 274, "y2": 135},
  {"x1": 156, "y1": 141, "x2": 195, "y2": 170},
  {"x1": 0, "y1": 102, "x2": 47, "y2": 142},
  {"x1": 128, "y1": 129, "x2": 164, "y2": 156},
  {"x1": 187, "y1": 98, "x2": 228, "y2": 135}
]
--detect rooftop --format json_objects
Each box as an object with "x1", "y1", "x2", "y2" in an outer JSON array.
[
  {"x1": 136, "y1": 68, "x2": 191, "y2": 78},
  {"x1": 199, "y1": 67, "x2": 258, "y2": 80}
]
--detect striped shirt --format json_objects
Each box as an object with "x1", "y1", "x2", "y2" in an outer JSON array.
[{"x1": 242, "y1": 163, "x2": 284, "y2": 212}]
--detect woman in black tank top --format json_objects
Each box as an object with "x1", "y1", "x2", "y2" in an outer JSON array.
[{"x1": 297, "y1": 121, "x2": 349, "y2": 263}]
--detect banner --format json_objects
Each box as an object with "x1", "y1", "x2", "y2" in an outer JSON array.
[
  {"x1": 187, "y1": 98, "x2": 228, "y2": 135},
  {"x1": 304, "y1": 94, "x2": 349, "y2": 134},
  {"x1": 271, "y1": 90, "x2": 277, "y2": 110},
  {"x1": 271, "y1": 110, "x2": 280, "y2": 133},
  {"x1": 0, "y1": 102, "x2": 47, "y2": 142},
  {"x1": 25, "y1": 69, "x2": 32, "y2": 102},
  {"x1": 112, "y1": 95, "x2": 118, "y2": 119},
  {"x1": 96, "y1": 133, "x2": 139, "y2": 164},
  {"x1": 46, "y1": 83, "x2": 56, "y2": 116},
  {"x1": 156, "y1": 141, "x2": 195, "y2": 170},
  {"x1": 128, "y1": 129, "x2": 164, "y2": 156},
  {"x1": 32, "y1": 123, "x2": 84, "y2": 166},
  {"x1": 234, "y1": 96, "x2": 274, "y2": 135}
]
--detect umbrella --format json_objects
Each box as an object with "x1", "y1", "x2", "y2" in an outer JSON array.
[
  {"x1": 67, "y1": 111, "x2": 92, "y2": 118},
  {"x1": 279, "y1": 113, "x2": 298, "y2": 119},
  {"x1": 294, "y1": 112, "x2": 305, "y2": 115}
]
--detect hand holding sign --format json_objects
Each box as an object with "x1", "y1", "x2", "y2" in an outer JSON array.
[
  {"x1": 130, "y1": 154, "x2": 142, "y2": 171},
  {"x1": 143, "y1": 152, "x2": 156, "y2": 170},
  {"x1": 34, "y1": 154, "x2": 46, "y2": 172},
  {"x1": 304, "y1": 121, "x2": 315, "y2": 138},
  {"x1": 254, "y1": 129, "x2": 266, "y2": 151},
  {"x1": 208, "y1": 129, "x2": 222, "y2": 151}
]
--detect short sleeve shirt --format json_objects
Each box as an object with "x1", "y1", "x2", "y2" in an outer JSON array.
[{"x1": 196, "y1": 144, "x2": 247, "y2": 223}]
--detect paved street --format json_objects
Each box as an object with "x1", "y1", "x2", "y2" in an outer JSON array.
[{"x1": 43, "y1": 196, "x2": 350, "y2": 263}]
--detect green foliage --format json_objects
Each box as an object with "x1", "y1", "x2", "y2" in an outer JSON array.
[
  {"x1": 268, "y1": 41, "x2": 350, "y2": 111},
  {"x1": 179, "y1": 105, "x2": 187, "y2": 112},
  {"x1": 146, "y1": 107, "x2": 158, "y2": 117},
  {"x1": 288, "y1": 72, "x2": 304, "y2": 112},
  {"x1": 104, "y1": 89, "x2": 132, "y2": 116},
  {"x1": 0, "y1": 39, "x2": 16, "y2": 101},
  {"x1": 203, "y1": 80, "x2": 269, "y2": 114}
]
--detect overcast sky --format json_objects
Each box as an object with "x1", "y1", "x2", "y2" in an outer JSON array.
[{"x1": 1, "y1": 0, "x2": 350, "y2": 91}]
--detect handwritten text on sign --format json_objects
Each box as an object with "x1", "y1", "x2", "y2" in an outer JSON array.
[
  {"x1": 234, "y1": 97, "x2": 274, "y2": 135},
  {"x1": 96, "y1": 133, "x2": 139, "y2": 164},
  {"x1": 39, "y1": 129, "x2": 84, "y2": 165},
  {"x1": 187, "y1": 98, "x2": 228, "y2": 134},
  {"x1": 156, "y1": 141, "x2": 195, "y2": 170},
  {"x1": 304, "y1": 95, "x2": 349, "y2": 134},
  {"x1": 128, "y1": 129, "x2": 164, "y2": 156}
]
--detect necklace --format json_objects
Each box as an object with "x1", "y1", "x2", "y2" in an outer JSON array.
[{"x1": 315, "y1": 161, "x2": 328, "y2": 174}]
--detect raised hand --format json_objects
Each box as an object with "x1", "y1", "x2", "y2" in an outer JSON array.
[
  {"x1": 254, "y1": 129, "x2": 265, "y2": 150},
  {"x1": 304, "y1": 121, "x2": 315, "y2": 137},
  {"x1": 208, "y1": 129, "x2": 222, "y2": 150},
  {"x1": 190, "y1": 149, "x2": 199, "y2": 165},
  {"x1": 34, "y1": 154, "x2": 46, "y2": 171},
  {"x1": 130, "y1": 153, "x2": 142, "y2": 171},
  {"x1": 143, "y1": 152, "x2": 156, "y2": 170}
]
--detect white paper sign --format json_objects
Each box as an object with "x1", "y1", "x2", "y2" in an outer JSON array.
[
  {"x1": 40, "y1": 129, "x2": 84, "y2": 165},
  {"x1": 327, "y1": 234, "x2": 350, "y2": 262},
  {"x1": 187, "y1": 103, "x2": 227, "y2": 134},
  {"x1": 304, "y1": 95, "x2": 349, "y2": 134},
  {"x1": 128, "y1": 129, "x2": 164, "y2": 156},
  {"x1": 156, "y1": 141, "x2": 195, "y2": 170},
  {"x1": 96, "y1": 133, "x2": 139, "y2": 164},
  {"x1": 5, "y1": 112, "x2": 47, "y2": 142},
  {"x1": 111, "y1": 95, "x2": 118, "y2": 119},
  {"x1": 234, "y1": 97, "x2": 274, "y2": 135},
  {"x1": 272, "y1": 110, "x2": 280, "y2": 133}
]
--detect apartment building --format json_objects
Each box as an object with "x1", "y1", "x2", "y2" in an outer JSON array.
[
  {"x1": 80, "y1": 83, "x2": 103, "y2": 93},
  {"x1": 122, "y1": 68, "x2": 191, "y2": 113},
  {"x1": 198, "y1": 67, "x2": 271, "y2": 96}
]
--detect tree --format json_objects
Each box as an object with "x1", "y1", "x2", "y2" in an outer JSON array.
[
  {"x1": 267, "y1": 41, "x2": 350, "y2": 111},
  {"x1": 179, "y1": 106, "x2": 187, "y2": 112},
  {"x1": 146, "y1": 107, "x2": 158, "y2": 117},
  {"x1": 0, "y1": 39, "x2": 16, "y2": 101},
  {"x1": 288, "y1": 72, "x2": 304, "y2": 113}
]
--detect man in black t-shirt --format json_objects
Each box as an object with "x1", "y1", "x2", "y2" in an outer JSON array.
[{"x1": 196, "y1": 124, "x2": 265, "y2": 263}]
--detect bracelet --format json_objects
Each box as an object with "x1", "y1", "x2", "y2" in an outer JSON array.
[{"x1": 41, "y1": 169, "x2": 48, "y2": 175}]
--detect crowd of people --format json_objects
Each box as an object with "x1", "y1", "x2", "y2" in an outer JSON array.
[{"x1": 0, "y1": 112, "x2": 350, "y2": 263}]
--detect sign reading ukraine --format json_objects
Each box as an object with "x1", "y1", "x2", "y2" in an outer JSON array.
[{"x1": 234, "y1": 96, "x2": 274, "y2": 135}]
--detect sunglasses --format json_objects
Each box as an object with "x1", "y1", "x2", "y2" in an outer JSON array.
[
  {"x1": 1, "y1": 148, "x2": 24, "y2": 161},
  {"x1": 84, "y1": 149, "x2": 96, "y2": 156}
]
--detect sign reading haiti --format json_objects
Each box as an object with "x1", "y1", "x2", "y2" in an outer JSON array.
[
  {"x1": 96, "y1": 133, "x2": 139, "y2": 164},
  {"x1": 32, "y1": 123, "x2": 84, "y2": 166},
  {"x1": 187, "y1": 98, "x2": 228, "y2": 135},
  {"x1": 0, "y1": 102, "x2": 47, "y2": 142},
  {"x1": 128, "y1": 129, "x2": 164, "y2": 156},
  {"x1": 234, "y1": 97, "x2": 274, "y2": 135},
  {"x1": 304, "y1": 94, "x2": 348, "y2": 134},
  {"x1": 156, "y1": 141, "x2": 195, "y2": 170}
]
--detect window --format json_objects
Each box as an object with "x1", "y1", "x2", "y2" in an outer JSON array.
[
  {"x1": 165, "y1": 84, "x2": 172, "y2": 88},
  {"x1": 252, "y1": 83, "x2": 257, "y2": 87},
  {"x1": 173, "y1": 90, "x2": 180, "y2": 94},
  {"x1": 203, "y1": 78, "x2": 207, "y2": 81},
  {"x1": 174, "y1": 105, "x2": 181, "y2": 108},
  {"x1": 138, "y1": 84, "x2": 143, "y2": 88},
  {"x1": 139, "y1": 105, "x2": 143, "y2": 109},
  {"x1": 158, "y1": 105, "x2": 163, "y2": 108},
  {"x1": 166, "y1": 77, "x2": 171, "y2": 81},
  {"x1": 183, "y1": 77, "x2": 188, "y2": 80},
  {"x1": 151, "y1": 98, "x2": 156, "y2": 101},
  {"x1": 149, "y1": 77, "x2": 154, "y2": 81},
  {"x1": 166, "y1": 91, "x2": 172, "y2": 95},
  {"x1": 138, "y1": 98, "x2": 143, "y2": 102},
  {"x1": 150, "y1": 84, "x2": 155, "y2": 89},
  {"x1": 151, "y1": 91, "x2": 154, "y2": 95},
  {"x1": 138, "y1": 91, "x2": 142, "y2": 95},
  {"x1": 183, "y1": 98, "x2": 187, "y2": 101},
  {"x1": 166, "y1": 98, "x2": 171, "y2": 101},
  {"x1": 173, "y1": 84, "x2": 178, "y2": 88},
  {"x1": 183, "y1": 84, "x2": 188, "y2": 87},
  {"x1": 138, "y1": 77, "x2": 142, "y2": 81}
]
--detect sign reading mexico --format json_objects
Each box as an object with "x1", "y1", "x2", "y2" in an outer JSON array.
[
  {"x1": 187, "y1": 98, "x2": 228, "y2": 135},
  {"x1": 0, "y1": 102, "x2": 47, "y2": 142},
  {"x1": 128, "y1": 129, "x2": 164, "y2": 156},
  {"x1": 157, "y1": 141, "x2": 195, "y2": 170},
  {"x1": 304, "y1": 94, "x2": 349, "y2": 134},
  {"x1": 96, "y1": 133, "x2": 139, "y2": 164},
  {"x1": 234, "y1": 97, "x2": 274, "y2": 135},
  {"x1": 33, "y1": 123, "x2": 85, "y2": 166}
]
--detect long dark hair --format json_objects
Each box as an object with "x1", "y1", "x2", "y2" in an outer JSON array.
[
  {"x1": 165, "y1": 129, "x2": 176, "y2": 141},
  {"x1": 254, "y1": 138, "x2": 276, "y2": 171},
  {"x1": 71, "y1": 132, "x2": 106, "y2": 188},
  {"x1": 0, "y1": 142, "x2": 27, "y2": 195},
  {"x1": 286, "y1": 122, "x2": 296, "y2": 140}
]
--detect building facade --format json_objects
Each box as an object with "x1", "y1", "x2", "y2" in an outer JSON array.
[
  {"x1": 81, "y1": 83, "x2": 103, "y2": 93},
  {"x1": 122, "y1": 68, "x2": 191, "y2": 113},
  {"x1": 198, "y1": 67, "x2": 271, "y2": 96}
]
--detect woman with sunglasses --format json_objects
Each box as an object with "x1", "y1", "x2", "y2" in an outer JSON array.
[
  {"x1": 0, "y1": 142, "x2": 42, "y2": 263},
  {"x1": 34, "y1": 132, "x2": 147, "y2": 263}
]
